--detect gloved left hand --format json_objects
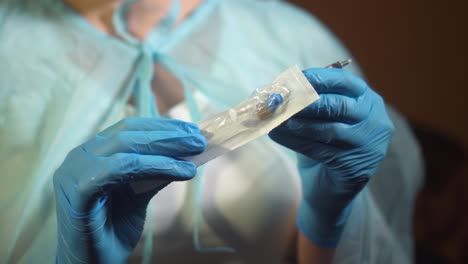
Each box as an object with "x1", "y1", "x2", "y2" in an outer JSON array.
[{"x1": 269, "y1": 68, "x2": 394, "y2": 247}]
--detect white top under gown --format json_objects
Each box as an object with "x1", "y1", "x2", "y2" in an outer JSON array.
[{"x1": 0, "y1": 0, "x2": 423, "y2": 263}]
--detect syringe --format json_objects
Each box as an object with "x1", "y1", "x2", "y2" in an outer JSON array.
[{"x1": 325, "y1": 59, "x2": 353, "y2": 69}]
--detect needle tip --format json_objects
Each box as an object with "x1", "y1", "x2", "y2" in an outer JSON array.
[{"x1": 341, "y1": 59, "x2": 353, "y2": 67}]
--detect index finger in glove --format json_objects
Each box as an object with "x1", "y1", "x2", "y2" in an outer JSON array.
[
  {"x1": 302, "y1": 68, "x2": 369, "y2": 97},
  {"x1": 272, "y1": 118, "x2": 359, "y2": 148},
  {"x1": 98, "y1": 117, "x2": 199, "y2": 137},
  {"x1": 295, "y1": 93, "x2": 371, "y2": 124},
  {"x1": 83, "y1": 130, "x2": 207, "y2": 157}
]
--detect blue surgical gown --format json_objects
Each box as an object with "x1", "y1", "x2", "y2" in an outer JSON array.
[{"x1": 0, "y1": 0, "x2": 423, "y2": 263}]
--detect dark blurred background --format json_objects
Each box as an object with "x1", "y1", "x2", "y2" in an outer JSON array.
[
  {"x1": 289, "y1": 0, "x2": 468, "y2": 263},
  {"x1": 290, "y1": 0, "x2": 468, "y2": 149}
]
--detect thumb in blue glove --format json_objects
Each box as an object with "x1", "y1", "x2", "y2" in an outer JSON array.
[
  {"x1": 269, "y1": 68, "x2": 394, "y2": 247},
  {"x1": 53, "y1": 117, "x2": 206, "y2": 263}
]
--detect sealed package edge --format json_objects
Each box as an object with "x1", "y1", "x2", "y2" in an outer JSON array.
[{"x1": 185, "y1": 65, "x2": 320, "y2": 166}]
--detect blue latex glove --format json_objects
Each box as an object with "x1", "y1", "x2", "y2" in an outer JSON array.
[
  {"x1": 269, "y1": 68, "x2": 394, "y2": 247},
  {"x1": 53, "y1": 117, "x2": 206, "y2": 263}
]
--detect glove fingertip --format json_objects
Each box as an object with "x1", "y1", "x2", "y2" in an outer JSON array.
[
  {"x1": 192, "y1": 133, "x2": 208, "y2": 151},
  {"x1": 301, "y1": 68, "x2": 321, "y2": 87},
  {"x1": 174, "y1": 160, "x2": 198, "y2": 180},
  {"x1": 268, "y1": 123, "x2": 288, "y2": 143},
  {"x1": 184, "y1": 122, "x2": 202, "y2": 134}
]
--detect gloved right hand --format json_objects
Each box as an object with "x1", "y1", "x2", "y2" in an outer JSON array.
[
  {"x1": 269, "y1": 68, "x2": 394, "y2": 247},
  {"x1": 53, "y1": 117, "x2": 206, "y2": 264}
]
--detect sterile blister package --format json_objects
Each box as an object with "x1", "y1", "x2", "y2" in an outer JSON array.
[{"x1": 185, "y1": 65, "x2": 320, "y2": 166}]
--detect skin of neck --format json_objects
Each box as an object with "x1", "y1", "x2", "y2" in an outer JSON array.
[{"x1": 63, "y1": 0, "x2": 203, "y2": 39}]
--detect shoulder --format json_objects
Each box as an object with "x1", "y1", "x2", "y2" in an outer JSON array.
[
  {"x1": 219, "y1": 0, "x2": 320, "y2": 26},
  {"x1": 216, "y1": 0, "x2": 361, "y2": 73},
  {"x1": 0, "y1": 0, "x2": 71, "y2": 148},
  {"x1": 216, "y1": 0, "x2": 329, "y2": 43}
]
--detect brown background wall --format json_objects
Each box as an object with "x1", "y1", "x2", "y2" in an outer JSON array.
[{"x1": 290, "y1": 0, "x2": 468, "y2": 148}]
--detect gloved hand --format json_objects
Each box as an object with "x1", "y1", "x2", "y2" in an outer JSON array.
[
  {"x1": 269, "y1": 68, "x2": 394, "y2": 247},
  {"x1": 53, "y1": 117, "x2": 206, "y2": 264}
]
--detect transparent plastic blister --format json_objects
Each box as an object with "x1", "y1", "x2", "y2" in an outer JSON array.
[{"x1": 185, "y1": 65, "x2": 320, "y2": 166}]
